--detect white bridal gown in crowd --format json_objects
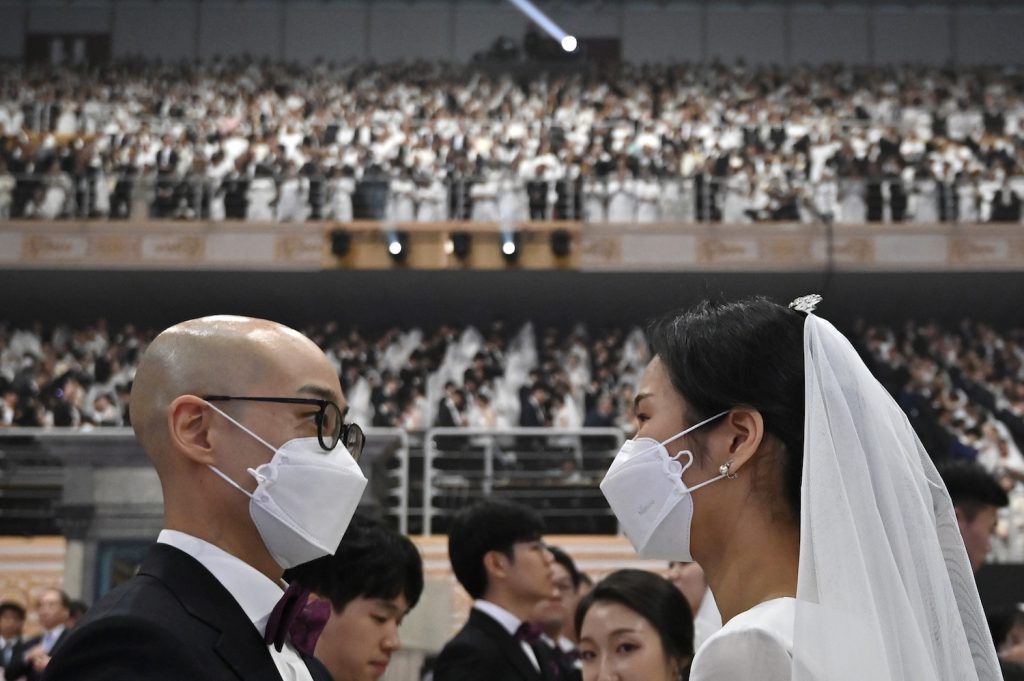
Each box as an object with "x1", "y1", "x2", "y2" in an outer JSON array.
[
  {"x1": 388, "y1": 175, "x2": 417, "y2": 223},
  {"x1": 910, "y1": 177, "x2": 940, "y2": 223},
  {"x1": 635, "y1": 175, "x2": 661, "y2": 223},
  {"x1": 246, "y1": 176, "x2": 276, "y2": 221},
  {"x1": 606, "y1": 173, "x2": 637, "y2": 223},
  {"x1": 329, "y1": 174, "x2": 355, "y2": 222},
  {"x1": 276, "y1": 173, "x2": 309, "y2": 222},
  {"x1": 838, "y1": 178, "x2": 867, "y2": 224},
  {"x1": 416, "y1": 179, "x2": 448, "y2": 222}
]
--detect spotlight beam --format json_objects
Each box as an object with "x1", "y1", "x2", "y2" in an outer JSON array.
[{"x1": 505, "y1": 0, "x2": 576, "y2": 51}]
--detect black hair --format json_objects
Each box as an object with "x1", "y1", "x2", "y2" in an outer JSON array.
[
  {"x1": 987, "y1": 605, "x2": 1024, "y2": 650},
  {"x1": 548, "y1": 546, "x2": 581, "y2": 590},
  {"x1": 68, "y1": 599, "x2": 89, "y2": 619},
  {"x1": 938, "y1": 460, "x2": 1009, "y2": 520},
  {"x1": 40, "y1": 588, "x2": 71, "y2": 611},
  {"x1": 447, "y1": 499, "x2": 546, "y2": 599},
  {"x1": 575, "y1": 569, "x2": 694, "y2": 673},
  {"x1": 646, "y1": 296, "x2": 806, "y2": 519},
  {"x1": 284, "y1": 515, "x2": 424, "y2": 613},
  {"x1": 0, "y1": 601, "x2": 26, "y2": 620}
]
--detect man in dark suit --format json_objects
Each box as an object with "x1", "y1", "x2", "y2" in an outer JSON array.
[
  {"x1": 5, "y1": 589, "x2": 69, "y2": 681},
  {"x1": 0, "y1": 601, "x2": 25, "y2": 675},
  {"x1": 44, "y1": 316, "x2": 367, "y2": 681},
  {"x1": 530, "y1": 547, "x2": 583, "y2": 681},
  {"x1": 434, "y1": 500, "x2": 558, "y2": 681}
]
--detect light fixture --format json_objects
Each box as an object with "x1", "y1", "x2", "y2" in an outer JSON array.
[
  {"x1": 550, "y1": 229, "x2": 571, "y2": 258},
  {"x1": 387, "y1": 231, "x2": 409, "y2": 263},
  {"x1": 500, "y1": 231, "x2": 521, "y2": 263},
  {"x1": 560, "y1": 35, "x2": 577, "y2": 53},
  {"x1": 330, "y1": 229, "x2": 351, "y2": 257},
  {"x1": 450, "y1": 232, "x2": 472, "y2": 261}
]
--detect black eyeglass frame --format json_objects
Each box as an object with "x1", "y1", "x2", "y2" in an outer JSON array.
[{"x1": 202, "y1": 395, "x2": 364, "y2": 457}]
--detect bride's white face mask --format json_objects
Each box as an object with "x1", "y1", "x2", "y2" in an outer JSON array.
[{"x1": 600, "y1": 411, "x2": 729, "y2": 561}]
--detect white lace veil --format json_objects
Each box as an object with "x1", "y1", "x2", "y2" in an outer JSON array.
[{"x1": 793, "y1": 313, "x2": 1002, "y2": 680}]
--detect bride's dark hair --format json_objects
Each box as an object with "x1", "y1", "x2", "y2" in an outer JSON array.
[{"x1": 646, "y1": 296, "x2": 806, "y2": 518}]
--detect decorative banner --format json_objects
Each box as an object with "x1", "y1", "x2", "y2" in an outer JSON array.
[{"x1": 2, "y1": 222, "x2": 1024, "y2": 271}]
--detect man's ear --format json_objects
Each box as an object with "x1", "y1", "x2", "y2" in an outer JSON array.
[
  {"x1": 483, "y1": 549, "x2": 511, "y2": 583},
  {"x1": 718, "y1": 407, "x2": 766, "y2": 475},
  {"x1": 167, "y1": 395, "x2": 217, "y2": 466}
]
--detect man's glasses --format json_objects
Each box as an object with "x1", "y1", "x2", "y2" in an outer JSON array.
[{"x1": 202, "y1": 395, "x2": 364, "y2": 458}]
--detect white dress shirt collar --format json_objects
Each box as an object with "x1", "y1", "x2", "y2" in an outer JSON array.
[
  {"x1": 473, "y1": 599, "x2": 523, "y2": 636},
  {"x1": 157, "y1": 529, "x2": 283, "y2": 636}
]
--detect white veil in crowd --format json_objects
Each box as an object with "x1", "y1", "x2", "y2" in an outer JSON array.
[{"x1": 793, "y1": 311, "x2": 1002, "y2": 680}]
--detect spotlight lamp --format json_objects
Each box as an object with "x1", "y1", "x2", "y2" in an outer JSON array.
[
  {"x1": 387, "y1": 231, "x2": 409, "y2": 263},
  {"x1": 550, "y1": 229, "x2": 571, "y2": 258},
  {"x1": 500, "y1": 231, "x2": 521, "y2": 263}
]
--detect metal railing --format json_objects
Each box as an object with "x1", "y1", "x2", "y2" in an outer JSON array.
[
  {"x1": 0, "y1": 426, "x2": 411, "y2": 535},
  {"x1": 3, "y1": 172, "x2": 1020, "y2": 224},
  {"x1": 421, "y1": 427, "x2": 625, "y2": 536}
]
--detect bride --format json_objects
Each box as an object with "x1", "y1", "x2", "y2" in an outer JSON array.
[{"x1": 601, "y1": 295, "x2": 1001, "y2": 681}]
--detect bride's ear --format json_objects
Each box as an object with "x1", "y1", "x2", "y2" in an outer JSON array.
[{"x1": 718, "y1": 407, "x2": 765, "y2": 475}]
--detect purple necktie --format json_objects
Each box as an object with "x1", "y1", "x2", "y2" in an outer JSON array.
[
  {"x1": 264, "y1": 582, "x2": 311, "y2": 652},
  {"x1": 288, "y1": 599, "x2": 331, "y2": 657},
  {"x1": 514, "y1": 621, "x2": 544, "y2": 644}
]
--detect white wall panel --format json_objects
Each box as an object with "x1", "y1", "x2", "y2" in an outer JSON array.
[
  {"x1": 283, "y1": 2, "x2": 368, "y2": 62},
  {"x1": 0, "y1": 2, "x2": 26, "y2": 58},
  {"x1": 955, "y1": 7, "x2": 1024, "y2": 65},
  {"x1": 452, "y1": 4, "x2": 529, "y2": 63},
  {"x1": 790, "y1": 5, "x2": 869, "y2": 65},
  {"x1": 197, "y1": 2, "x2": 281, "y2": 59},
  {"x1": 707, "y1": 4, "x2": 786, "y2": 64},
  {"x1": 872, "y1": 6, "x2": 950, "y2": 65},
  {"x1": 622, "y1": 4, "x2": 702, "y2": 63},
  {"x1": 28, "y1": 1, "x2": 111, "y2": 33},
  {"x1": 369, "y1": 3, "x2": 451, "y2": 61},
  {"x1": 113, "y1": 2, "x2": 197, "y2": 60}
]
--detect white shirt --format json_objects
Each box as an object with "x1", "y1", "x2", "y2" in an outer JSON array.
[
  {"x1": 690, "y1": 597, "x2": 794, "y2": 681},
  {"x1": 157, "y1": 530, "x2": 314, "y2": 681},
  {"x1": 473, "y1": 600, "x2": 541, "y2": 672},
  {"x1": 41, "y1": 625, "x2": 65, "y2": 653}
]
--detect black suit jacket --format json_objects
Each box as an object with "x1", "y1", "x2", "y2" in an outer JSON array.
[
  {"x1": 434, "y1": 608, "x2": 555, "y2": 681},
  {"x1": 42, "y1": 543, "x2": 331, "y2": 681},
  {"x1": 5, "y1": 631, "x2": 67, "y2": 681}
]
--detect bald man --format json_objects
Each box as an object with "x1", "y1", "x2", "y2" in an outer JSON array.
[{"x1": 44, "y1": 316, "x2": 368, "y2": 681}]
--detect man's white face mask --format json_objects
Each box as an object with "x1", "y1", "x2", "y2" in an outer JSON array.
[
  {"x1": 600, "y1": 411, "x2": 729, "y2": 561},
  {"x1": 205, "y1": 402, "x2": 368, "y2": 569}
]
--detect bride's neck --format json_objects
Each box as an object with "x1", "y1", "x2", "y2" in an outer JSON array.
[{"x1": 701, "y1": 511, "x2": 800, "y2": 625}]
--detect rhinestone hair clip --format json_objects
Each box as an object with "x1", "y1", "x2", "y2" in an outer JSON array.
[{"x1": 788, "y1": 294, "x2": 822, "y2": 314}]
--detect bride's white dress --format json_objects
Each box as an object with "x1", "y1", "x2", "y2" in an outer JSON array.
[{"x1": 690, "y1": 597, "x2": 794, "y2": 680}]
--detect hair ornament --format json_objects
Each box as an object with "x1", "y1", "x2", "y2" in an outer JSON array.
[{"x1": 788, "y1": 294, "x2": 822, "y2": 314}]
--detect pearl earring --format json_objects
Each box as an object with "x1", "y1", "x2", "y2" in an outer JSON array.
[{"x1": 719, "y1": 461, "x2": 738, "y2": 479}]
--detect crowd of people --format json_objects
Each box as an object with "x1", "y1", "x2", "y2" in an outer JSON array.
[
  {"x1": 0, "y1": 320, "x2": 646, "y2": 439},
  {"x1": 4, "y1": 316, "x2": 1024, "y2": 482},
  {"x1": 2, "y1": 59, "x2": 1024, "y2": 224}
]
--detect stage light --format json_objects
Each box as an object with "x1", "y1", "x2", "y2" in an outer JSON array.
[
  {"x1": 550, "y1": 229, "x2": 571, "y2": 258},
  {"x1": 506, "y1": 0, "x2": 576, "y2": 50},
  {"x1": 500, "y1": 231, "x2": 520, "y2": 263},
  {"x1": 329, "y1": 229, "x2": 351, "y2": 257},
  {"x1": 450, "y1": 232, "x2": 472, "y2": 261},
  {"x1": 386, "y1": 231, "x2": 408, "y2": 263}
]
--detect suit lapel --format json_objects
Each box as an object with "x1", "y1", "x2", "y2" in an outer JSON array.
[
  {"x1": 139, "y1": 543, "x2": 282, "y2": 681},
  {"x1": 468, "y1": 609, "x2": 544, "y2": 681}
]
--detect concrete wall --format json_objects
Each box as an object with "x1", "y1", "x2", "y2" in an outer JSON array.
[{"x1": 0, "y1": 0, "x2": 1021, "y2": 64}]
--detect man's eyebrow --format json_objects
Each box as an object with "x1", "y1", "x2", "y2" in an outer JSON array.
[{"x1": 298, "y1": 384, "x2": 340, "y2": 403}]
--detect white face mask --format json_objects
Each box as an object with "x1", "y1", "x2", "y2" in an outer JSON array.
[
  {"x1": 600, "y1": 411, "x2": 729, "y2": 561},
  {"x1": 205, "y1": 402, "x2": 368, "y2": 569}
]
